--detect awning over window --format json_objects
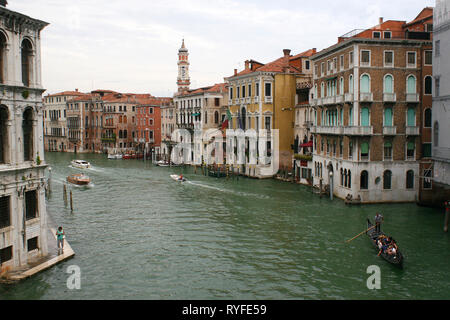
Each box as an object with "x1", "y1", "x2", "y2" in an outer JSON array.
[
  {"x1": 192, "y1": 113, "x2": 201, "y2": 116},
  {"x1": 300, "y1": 141, "x2": 313, "y2": 148}
]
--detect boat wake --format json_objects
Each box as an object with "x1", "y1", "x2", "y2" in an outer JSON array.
[{"x1": 187, "y1": 181, "x2": 270, "y2": 199}]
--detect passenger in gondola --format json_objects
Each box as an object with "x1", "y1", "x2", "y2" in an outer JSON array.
[{"x1": 378, "y1": 243, "x2": 389, "y2": 256}]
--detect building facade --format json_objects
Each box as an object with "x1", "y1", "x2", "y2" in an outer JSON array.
[
  {"x1": 310, "y1": 11, "x2": 433, "y2": 203},
  {"x1": 432, "y1": 0, "x2": 450, "y2": 205},
  {"x1": 0, "y1": 5, "x2": 49, "y2": 271}
]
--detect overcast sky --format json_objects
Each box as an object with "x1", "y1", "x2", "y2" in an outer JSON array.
[{"x1": 9, "y1": 0, "x2": 435, "y2": 97}]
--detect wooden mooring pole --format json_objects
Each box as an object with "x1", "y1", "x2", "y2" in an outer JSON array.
[
  {"x1": 70, "y1": 190, "x2": 73, "y2": 212},
  {"x1": 444, "y1": 201, "x2": 450, "y2": 233},
  {"x1": 63, "y1": 184, "x2": 67, "y2": 206}
]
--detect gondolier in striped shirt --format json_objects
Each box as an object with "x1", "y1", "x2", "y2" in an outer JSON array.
[{"x1": 375, "y1": 212, "x2": 384, "y2": 234}]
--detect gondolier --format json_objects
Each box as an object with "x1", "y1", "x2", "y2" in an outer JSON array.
[{"x1": 375, "y1": 212, "x2": 384, "y2": 233}]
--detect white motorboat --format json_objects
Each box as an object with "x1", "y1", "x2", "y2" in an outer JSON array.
[
  {"x1": 108, "y1": 153, "x2": 122, "y2": 160},
  {"x1": 71, "y1": 160, "x2": 90, "y2": 169},
  {"x1": 170, "y1": 174, "x2": 186, "y2": 182}
]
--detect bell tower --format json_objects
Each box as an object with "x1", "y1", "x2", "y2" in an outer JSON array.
[{"x1": 177, "y1": 39, "x2": 190, "y2": 93}]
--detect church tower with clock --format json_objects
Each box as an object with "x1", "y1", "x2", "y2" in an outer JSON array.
[{"x1": 177, "y1": 39, "x2": 190, "y2": 93}]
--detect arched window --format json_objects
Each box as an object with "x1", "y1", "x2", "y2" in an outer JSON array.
[
  {"x1": 0, "y1": 105, "x2": 8, "y2": 163},
  {"x1": 384, "y1": 107, "x2": 393, "y2": 126},
  {"x1": 424, "y1": 108, "x2": 432, "y2": 128},
  {"x1": 321, "y1": 82, "x2": 325, "y2": 98},
  {"x1": 407, "y1": 108, "x2": 416, "y2": 126},
  {"x1": 22, "y1": 108, "x2": 34, "y2": 161},
  {"x1": 360, "y1": 170, "x2": 369, "y2": 190},
  {"x1": 360, "y1": 74, "x2": 370, "y2": 93},
  {"x1": 344, "y1": 169, "x2": 347, "y2": 187},
  {"x1": 407, "y1": 75, "x2": 416, "y2": 94},
  {"x1": 0, "y1": 32, "x2": 7, "y2": 84},
  {"x1": 434, "y1": 121, "x2": 439, "y2": 147},
  {"x1": 340, "y1": 77, "x2": 344, "y2": 95},
  {"x1": 361, "y1": 107, "x2": 370, "y2": 126},
  {"x1": 383, "y1": 170, "x2": 392, "y2": 190},
  {"x1": 119, "y1": 130, "x2": 123, "y2": 139},
  {"x1": 124, "y1": 130, "x2": 127, "y2": 139},
  {"x1": 21, "y1": 39, "x2": 33, "y2": 87},
  {"x1": 241, "y1": 108, "x2": 246, "y2": 130},
  {"x1": 384, "y1": 75, "x2": 393, "y2": 93},
  {"x1": 204, "y1": 111, "x2": 207, "y2": 124},
  {"x1": 214, "y1": 111, "x2": 219, "y2": 124},
  {"x1": 348, "y1": 170, "x2": 352, "y2": 188},
  {"x1": 406, "y1": 170, "x2": 414, "y2": 189},
  {"x1": 424, "y1": 76, "x2": 433, "y2": 95}
]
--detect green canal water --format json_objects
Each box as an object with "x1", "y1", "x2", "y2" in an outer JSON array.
[{"x1": 1, "y1": 152, "x2": 449, "y2": 299}]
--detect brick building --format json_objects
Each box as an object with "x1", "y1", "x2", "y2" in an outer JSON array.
[{"x1": 310, "y1": 9, "x2": 433, "y2": 203}]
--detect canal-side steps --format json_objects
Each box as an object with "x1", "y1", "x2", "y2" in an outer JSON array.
[{"x1": 0, "y1": 227, "x2": 75, "y2": 283}]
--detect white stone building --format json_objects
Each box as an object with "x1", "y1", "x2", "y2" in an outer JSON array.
[
  {"x1": 0, "y1": 4, "x2": 49, "y2": 271},
  {"x1": 432, "y1": 0, "x2": 450, "y2": 203}
]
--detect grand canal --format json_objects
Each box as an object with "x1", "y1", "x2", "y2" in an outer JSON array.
[{"x1": 1, "y1": 152, "x2": 449, "y2": 299}]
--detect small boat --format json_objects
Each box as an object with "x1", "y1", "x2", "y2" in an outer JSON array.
[
  {"x1": 67, "y1": 173, "x2": 90, "y2": 185},
  {"x1": 71, "y1": 160, "x2": 90, "y2": 169},
  {"x1": 170, "y1": 174, "x2": 186, "y2": 182},
  {"x1": 366, "y1": 219, "x2": 403, "y2": 268},
  {"x1": 108, "y1": 153, "x2": 122, "y2": 160}
]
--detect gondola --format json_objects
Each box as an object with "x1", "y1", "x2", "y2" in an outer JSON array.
[{"x1": 366, "y1": 219, "x2": 403, "y2": 268}]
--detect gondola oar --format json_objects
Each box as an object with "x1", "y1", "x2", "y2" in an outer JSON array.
[{"x1": 345, "y1": 225, "x2": 376, "y2": 243}]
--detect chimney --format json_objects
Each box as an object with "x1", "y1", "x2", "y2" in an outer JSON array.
[
  {"x1": 244, "y1": 60, "x2": 249, "y2": 70},
  {"x1": 75, "y1": 88, "x2": 78, "y2": 92},
  {"x1": 234, "y1": 69, "x2": 237, "y2": 76},
  {"x1": 283, "y1": 49, "x2": 291, "y2": 57},
  {"x1": 379, "y1": 17, "x2": 384, "y2": 25}
]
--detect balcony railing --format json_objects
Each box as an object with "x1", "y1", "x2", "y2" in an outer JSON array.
[
  {"x1": 344, "y1": 93, "x2": 353, "y2": 102},
  {"x1": 383, "y1": 93, "x2": 397, "y2": 103},
  {"x1": 303, "y1": 121, "x2": 314, "y2": 128},
  {"x1": 323, "y1": 96, "x2": 336, "y2": 105},
  {"x1": 253, "y1": 96, "x2": 260, "y2": 103},
  {"x1": 311, "y1": 126, "x2": 344, "y2": 135},
  {"x1": 335, "y1": 95, "x2": 344, "y2": 104},
  {"x1": 245, "y1": 97, "x2": 251, "y2": 104},
  {"x1": 228, "y1": 99, "x2": 233, "y2": 106},
  {"x1": 360, "y1": 92, "x2": 373, "y2": 102},
  {"x1": 406, "y1": 93, "x2": 420, "y2": 103},
  {"x1": 264, "y1": 96, "x2": 273, "y2": 104},
  {"x1": 343, "y1": 126, "x2": 373, "y2": 135},
  {"x1": 406, "y1": 126, "x2": 419, "y2": 135},
  {"x1": 310, "y1": 98, "x2": 317, "y2": 107},
  {"x1": 383, "y1": 126, "x2": 397, "y2": 135}
]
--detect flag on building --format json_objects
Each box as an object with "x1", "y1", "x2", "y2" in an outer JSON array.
[{"x1": 221, "y1": 108, "x2": 232, "y2": 130}]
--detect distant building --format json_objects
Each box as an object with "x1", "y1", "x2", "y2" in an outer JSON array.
[
  {"x1": 309, "y1": 9, "x2": 433, "y2": 203},
  {"x1": 0, "y1": 5, "x2": 49, "y2": 271},
  {"x1": 161, "y1": 99, "x2": 176, "y2": 161},
  {"x1": 432, "y1": 0, "x2": 450, "y2": 205}
]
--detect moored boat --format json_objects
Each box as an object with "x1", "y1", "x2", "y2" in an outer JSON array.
[
  {"x1": 67, "y1": 173, "x2": 91, "y2": 185},
  {"x1": 71, "y1": 160, "x2": 90, "y2": 169},
  {"x1": 366, "y1": 219, "x2": 403, "y2": 268},
  {"x1": 108, "y1": 153, "x2": 122, "y2": 160}
]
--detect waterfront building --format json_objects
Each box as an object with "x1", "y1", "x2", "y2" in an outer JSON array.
[
  {"x1": 225, "y1": 48, "x2": 316, "y2": 177},
  {"x1": 66, "y1": 93, "x2": 96, "y2": 153},
  {"x1": 432, "y1": 0, "x2": 450, "y2": 205},
  {"x1": 161, "y1": 99, "x2": 176, "y2": 161},
  {"x1": 0, "y1": 4, "x2": 50, "y2": 271},
  {"x1": 43, "y1": 90, "x2": 86, "y2": 152},
  {"x1": 310, "y1": 9, "x2": 433, "y2": 203}
]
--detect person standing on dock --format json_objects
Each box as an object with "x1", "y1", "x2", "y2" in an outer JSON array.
[
  {"x1": 375, "y1": 212, "x2": 384, "y2": 234},
  {"x1": 56, "y1": 226, "x2": 65, "y2": 252}
]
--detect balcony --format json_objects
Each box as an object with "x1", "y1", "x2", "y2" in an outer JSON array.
[
  {"x1": 101, "y1": 137, "x2": 116, "y2": 143},
  {"x1": 383, "y1": 93, "x2": 397, "y2": 103},
  {"x1": 383, "y1": 126, "x2": 397, "y2": 135},
  {"x1": 335, "y1": 95, "x2": 344, "y2": 104},
  {"x1": 316, "y1": 98, "x2": 323, "y2": 106},
  {"x1": 406, "y1": 126, "x2": 419, "y2": 135},
  {"x1": 343, "y1": 126, "x2": 373, "y2": 135},
  {"x1": 264, "y1": 96, "x2": 273, "y2": 104},
  {"x1": 311, "y1": 126, "x2": 344, "y2": 135},
  {"x1": 228, "y1": 99, "x2": 233, "y2": 106},
  {"x1": 406, "y1": 93, "x2": 420, "y2": 103},
  {"x1": 344, "y1": 93, "x2": 353, "y2": 103},
  {"x1": 245, "y1": 97, "x2": 251, "y2": 104},
  {"x1": 323, "y1": 96, "x2": 336, "y2": 105},
  {"x1": 360, "y1": 92, "x2": 373, "y2": 102},
  {"x1": 310, "y1": 98, "x2": 317, "y2": 107},
  {"x1": 303, "y1": 121, "x2": 314, "y2": 128},
  {"x1": 234, "y1": 98, "x2": 239, "y2": 105},
  {"x1": 240, "y1": 98, "x2": 245, "y2": 104},
  {"x1": 253, "y1": 96, "x2": 260, "y2": 103}
]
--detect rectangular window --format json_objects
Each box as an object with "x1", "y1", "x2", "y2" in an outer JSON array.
[
  {"x1": 229, "y1": 87, "x2": 233, "y2": 99},
  {"x1": 265, "y1": 83, "x2": 271, "y2": 97},
  {"x1": 340, "y1": 55, "x2": 344, "y2": 70},
  {"x1": 321, "y1": 62, "x2": 325, "y2": 75},
  {"x1": 435, "y1": 40, "x2": 440, "y2": 57},
  {"x1": 214, "y1": 98, "x2": 220, "y2": 106},
  {"x1": 422, "y1": 143, "x2": 432, "y2": 158},
  {"x1": 423, "y1": 169, "x2": 432, "y2": 189},
  {"x1": 435, "y1": 77, "x2": 440, "y2": 96},
  {"x1": 373, "y1": 31, "x2": 381, "y2": 38},
  {"x1": 248, "y1": 84, "x2": 252, "y2": 97},
  {"x1": 255, "y1": 83, "x2": 259, "y2": 96},
  {"x1": 384, "y1": 31, "x2": 391, "y2": 39},
  {"x1": 425, "y1": 50, "x2": 432, "y2": 65},
  {"x1": 242, "y1": 85, "x2": 246, "y2": 98},
  {"x1": 25, "y1": 190, "x2": 38, "y2": 220},
  {"x1": 361, "y1": 50, "x2": 370, "y2": 66},
  {"x1": 407, "y1": 52, "x2": 416, "y2": 67},
  {"x1": 27, "y1": 236, "x2": 39, "y2": 251},
  {"x1": 0, "y1": 195, "x2": 11, "y2": 229},
  {"x1": 305, "y1": 60, "x2": 310, "y2": 70},
  {"x1": 349, "y1": 51, "x2": 354, "y2": 66},
  {"x1": 265, "y1": 116, "x2": 271, "y2": 130},
  {"x1": 0, "y1": 246, "x2": 13, "y2": 264},
  {"x1": 384, "y1": 51, "x2": 393, "y2": 67}
]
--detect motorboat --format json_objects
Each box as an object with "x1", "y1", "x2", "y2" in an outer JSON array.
[
  {"x1": 67, "y1": 173, "x2": 91, "y2": 185},
  {"x1": 170, "y1": 174, "x2": 186, "y2": 182},
  {"x1": 108, "y1": 153, "x2": 122, "y2": 160},
  {"x1": 71, "y1": 160, "x2": 90, "y2": 169}
]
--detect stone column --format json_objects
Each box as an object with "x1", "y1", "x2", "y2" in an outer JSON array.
[{"x1": 14, "y1": 107, "x2": 23, "y2": 164}]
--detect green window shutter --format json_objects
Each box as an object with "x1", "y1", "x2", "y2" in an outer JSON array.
[
  {"x1": 407, "y1": 108, "x2": 416, "y2": 126},
  {"x1": 384, "y1": 141, "x2": 392, "y2": 148},
  {"x1": 361, "y1": 107, "x2": 369, "y2": 126},
  {"x1": 361, "y1": 142, "x2": 369, "y2": 154},
  {"x1": 349, "y1": 107, "x2": 353, "y2": 126},
  {"x1": 384, "y1": 75, "x2": 393, "y2": 93},
  {"x1": 407, "y1": 141, "x2": 415, "y2": 150},
  {"x1": 422, "y1": 143, "x2": 432, "y2": 157},
  {"x1": 361, "y1": 75, "x2": 370, "y2": 93},
  {"x1": 407, "y1": 76, "x2": 416, "y2": 94},
  {"x1": 349, "y1": 75, "x2": 354, "y2": 94},
  {"x1": 384, "y1": 108, "x2": 392, "y2": 126}
]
